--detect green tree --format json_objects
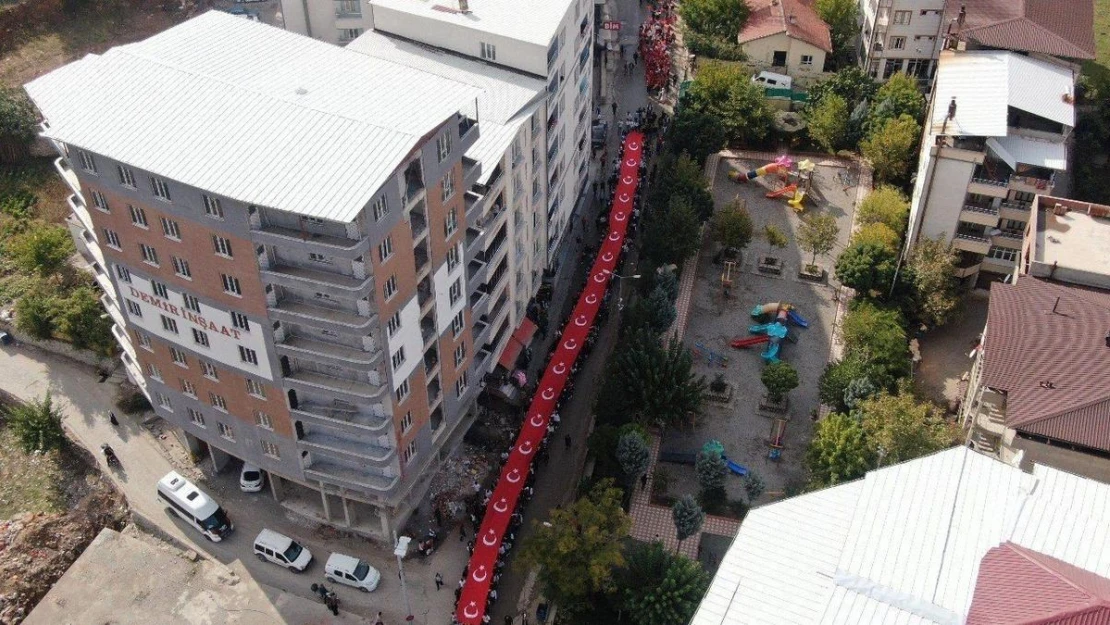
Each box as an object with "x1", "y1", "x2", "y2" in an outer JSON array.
[
  {"x1": 866, "y1": 73, "x2": 925, "y2": 134},
  {"x1": 685, "y1": 61, "x2": 775, "y2": 145},
  {"x1": 843, "y1": 377, "x2": 879, "y2": 411},
  {"x1": 907, "y1": 236, "x2": 960, "y2": 327},
  {"x1": 56, "y1": 286, "x2": 115, "y2": 355},
  {"x1": 520, "y1": 480, "x2": 631, "y2": 607},
  {"x1": 841, "y1": 301, "x2": 909, "y2": 380},
  {"x1": 805, "y1": 412, "x2": 874, "y2": 487},
  {"x1": 618, "y1": 543, "x2": 710, "y2": 625},
  {"x1": 650, "y1": 152, "x2": 714, "y2": 221},
  {"x1": 807, "y1": 66, "x2": 877, "y2": 111},
  {"x1": 815, "y1": 0, "x2": 859, "y2": 67},
  {"x1": 654, "y1": 268, "x2": 679, "y2": 303},
  {"x1": 835, "y1": 240, "x2": 898, "y2": 295},
  {"x1": 14, "y1": 288, "x2": 58, "y2": 340},
  {"x1": 857, "y1": 390, "x2": 961, "y2": 464},
  {"x1": 617, "y1": 431, "x2": 652, "y2": 487},
  {"x1": 743, "y1": 471, "x2": 765, "y2": 502},
  {"x1": 797, "y1": 213, "x2": 840, "y2": 268},
  {"x1": 626, "y1": 285, "x2": 677, "y2": 335},
  {"x1": 760, "y1": 361, "x2": 800, "y2": 403},
  {"x1": 680, "y1": 0, "x2": 749, "y2": 40},
  {"x1": 852, "y1": 222, "x2": 901, "y2": 252},
  {"x1": 807, "y1": 93, "x2": 851, "y2": 153},
  {"x1": 763, "y1": 223, "x2": 789, "y2": 259},
  {"x1": 711, "y1": 198, "x2": 754, "y2": 251},
  {"x1": 672, "y1": 495, "x2": 705, "y2": 552},
  {"x1": 5, "y1": 393, "x2": 65, "y2": 453},
  {"x1": 0, "y1": 87, "x2": 37, "y2": 161},
  {"x1": 695, "y1": 449, "x2": 727, "y2": 493},
  {"x1": 818, "y1": 354, "x2": 879, "y2": 413},
  {"x1": 597, "y1": 331, "x2": 708, "y2": 429},
  {"x1": 643, "y1": 196, "x2": 703, "y2": 269},
  {"x1": 858, "y1": 185, "x2": 910, "y2": 234},
  {"x1": 8, "y1": 222, "x2": 74, "y2": 277},
  {"x1": 666, "y1": 109, "x2": 728, "y2": 166},
  {"x1": 860, "y1": 114, "x2": 921, "y2": 186}
]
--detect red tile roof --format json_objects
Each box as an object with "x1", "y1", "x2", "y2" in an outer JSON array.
[
  {"x1": 982, "y1": 277, "x2": 1110, "y2": 451},
  {"x1": 967, "y1": 542, "x2": 1110, "y2": 625},
  {"x1": 739, "y1": 0, "x2": 832, "y2": 53},
  {"x1": 945, "y1": 0, "x2": 1096, "y2": 60}
]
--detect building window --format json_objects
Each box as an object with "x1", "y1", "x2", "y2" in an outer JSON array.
[
  {"x1": 192, "y1": 328, "x2": 210, "y2": 348},
  {"x1": 117, "y1": 165, "x2": 136, "y2": 187},
  {"x1": 400, "y1": 411, "x2": 413, "y2": 433},
  {"x1": 150, "y1": 177, "x2": 171, "y2": 201},
  {"x1": 169, "y1": 346, "x2": 188, "y2": 366},
  {"x1": 140, "y1": 244, "x2": 159, "y2": 266},
  {"x1": 335, "y1": 0, "x2": 360, "y2": 16},
  {"x1": 893, "y1": 10, "x2": 911, "y2": 24},
  {"x1": 212, "y1": 235, "x2": 233, "y2": 258},
  {"x1": 889, "y1": 36, "x2": 906, "y2": 50},
  {"x1": 203, "y1": 195, "x2": 223, "y2": 219},
  {"x1": 256, "y1": 411, "x2": 273, "y2": 430},
  {"x1": 78, "y1": 150, "x2": 97, "y2": 173},
  {"x1": 800, "y1": 54, "x2": 814, "y2": 67},
  {"x1": 172, "y1": 256, "x2": 192, "y2": 279},
  {"x1": 391, "y1": 347, "x2": 406, "y2": 370},
  {"x1": 161, "y1": 315, "x2": 179, "y2": 335},
  {"x1": 337, "y1": 27, "x2": 363, "y2": 42},
  {"x1": 231, "y1": 311, "x2": 250, "y2": 332},
  {"x1": 157, "y1": 392, "x2": 172, "y2": 410},
  {"x1": 383, "y1": 275, "x2": 398, "y2": 300},
  {"x1": 188, "y1": 408, "x2": 205, "y2": 427},
  {"x1": 444, "y1": 208, "x2": 458, "y2": 237},
  {"x1": 217, "y1": 422, "x2": 234, "y2": 440},
  {"x1": 308, "y1": 252, "x2": 333, "y2": 264},
  {"x1": 480, "y1": 42, "x2": 496, "y2": 61},
  {"x1": 200, "y1": 360, "x2": 219, "y2": 380},
  {"x1": 92, "y1": 190, "x2": 109, "y2": 212},
  {"x1": 387, "y1": 311, "x2": 402, "y2": 337},
  {"x1": 159, "y1": 217, "x2": 180, "y2": 240},
  {"x1": 239, "y1": 346, "x2": 259, "y2": 365},
  {"x1": 449, "y1": 278, "x2": 461, "y2": 305},
  {"x1": 151, "y1": 280, "x2": 169, "y2": 299},
  {"x1": 402, "y1": 440, "x2": 417, "y2": 466},
  {"x1": 455, "y1": 371, "x2": 468, "y2": 398},
  {"x1": 129, "y1": 205, "x2": 148, "y2": 228},
  {"x1": 986, "y1": 246, "x2": 1018, "y2": 262},
  {"x1": 115, "y1": 265, "x2": 131, "y2": 283},
  {"x1": 182, "y1": 377, "x2": 198, "y2": 397},
  {"x1": 441, "y1": 170, "x2": 455, "y2": 203},
  {"x1": 246, "y1": 378, "x2": 267, "y2": 398},
  {"x1": 147, "y1": 362, "x2": 162, "y2": 381},
  {"x1": 136, "y1": 332, "x2": 152, "y2": 351},
  {"x1": 125, "y1": 299, "x2": 142, "y2": 317},
  {"x1": 446, "y1": 245, "x2": 460, "y2": 271},
  {"x1": 221, "y1": 274, "x2": 242, "y2": 296},
  {"x1": 182, "y1": 293, "x2": 201, "y2": 313},
  {"x1": 452, "y1": 310, "x2": 464, "y2": 337},
  {"x1": 372, "y1": 196, "x2": 388, "y2": 221},
  {"x1": 395, "y1": 378, "x2": 410, "y2": 403},
  {"x1": 454, "y1": 343, "x2": 466, "y2": 367},
  {"x1": 261, "y1": 440, "x2": 280, "y2": 458},
  {"x1": 209, "y1": 392, "x2": 228, "y2": 412},
  {"x1": 883, "y1": 58, "x2": 903, "y2": 79},
  {"x1": 436, "y1": 133, "x2": 452, "y2": 163},
  {"x1": 378, "y1": 236, "x2": 394, "y2": 262},
  {"x1": 104, "y1": 229, "x2": 122, "y2": 250}
]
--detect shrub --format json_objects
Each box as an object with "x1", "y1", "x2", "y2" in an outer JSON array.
[{"x1": 761, "y1": 361, "x2": 800, "y2": 403}]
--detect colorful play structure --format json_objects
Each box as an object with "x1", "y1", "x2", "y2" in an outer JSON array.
[
  {"x1": 729, "y1": 155, "x2": 792, "y2": 182},
  {"x1": 729, "y1": 302, "x2": 809, "y2": 363},
  {"x1": 703, "y1": 440, "x2": 749, "y2": 476},
  {"x1": 728, "y1": 156, "x2": 817, "y2": 213}
]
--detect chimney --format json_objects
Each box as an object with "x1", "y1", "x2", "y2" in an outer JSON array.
[
  {"x1": 458, "y1": 0, "x2": 470, "y2": 12},
  {"x1": 947, "y1": 97, "x2": 957, "y2": 121},
  {"x1": 788, "y1": 13, "x2": 797, "y2": 24}
]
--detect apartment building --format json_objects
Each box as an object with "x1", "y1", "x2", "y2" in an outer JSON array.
[
  {"x1": 961, "y1": 197, "x2": 1110, "y2": 482},
  {"x1": 905, "y1": 49, "x2": 1075, "y2": 287},
  {"x1": 858, "y1": 0, "x2": 945, "y2": 81},
  {"x1": 282, "y1": 0, "x2": 595, "y2": 267},
  {"x1": 24, "y1": 12, "x2": 503, "y2": 539}
]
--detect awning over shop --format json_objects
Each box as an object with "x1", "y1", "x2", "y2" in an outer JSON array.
[{"x1": 497, "y1": 317, "x2": 538, "y2": 370}]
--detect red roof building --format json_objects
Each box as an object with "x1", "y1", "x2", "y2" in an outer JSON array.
[
  {"x1": 739, "y1": 0, "x2": 832, "y2": 52},
  {"x1": 945, "y1": 0, "x2": 1096, "y2": 60}
]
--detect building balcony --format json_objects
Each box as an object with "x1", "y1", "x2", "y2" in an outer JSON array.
[
  {"x1": 973, "y1": 404, "x2": 1008, "y2": 437},
  {"x1": 276, "y1": 334, "x2": 382, "y2": 370},
  {"x1": 120, "y1": 352, "x2": 148, "y2": 397},
  {"x1": 472, "y1": 318, "x2": 491, "y2": 346},
  {"x1": 981, "y1": 255, "x2": 1018, "y2": 274},
  {"x1": 468, "y1": 258, "x2": 489, "y2": 287},
  {"x1": 293, "y1": 402, "x2": 390, "y2": 435},
  {"x1": 54, "y1": 157, "x2": 81, "y2": 196},
  {"x1": 409, "y1": 209, "x2": 428, "y2": 243},
  {"x1": 967, "y1": 177, "x2": 1010, "y2": 198},
  {"x1": 465, "y1": 226, "x2": 485, "y2": 256},
  {"x1": 951, "y1": 261, "x2": 982, "y2": 279},
  {"x1": 959, "y1": 204, "x2": 1000, "y2": 227},
  {"x1": 968, "y1": 428, "x2": 1001, "y2": 456},
  {"x1": 424, "y1": 349, "x2": 440, "y2": 378},
  {"x1": 304, "y1": 461, "x2": 399, "y2": 494},
  {"x1": 937, "y1": 146, "x2": 986, "y2": 165},
  {"x1": 251, "y1": 224, "x2": 369, "y2": 257},
  {"x1": 111, "y1": 323, "x2": 137, "y2": 363},
  {"x1": 414, "y1": 242, "x2": 431, "y2": 279},
  {"x1": 299, "y1": 432, "x2": 395, "y2": 463},
  {"x1": 262, "y1": 263, "x2": 373, "y2": 293},
  {"x1": 269, "y1": 298, "x2": 377, "y2": 331},
  {"x1": 1009, "y1": 174, "x2": 1053, "y2": 195},
  {"x1": 953, "y1": 233, "x2": 992, "y2": 255},
  {"x1": 420, "y1": 315, "x2": 438, "y2": 348},
  {"x1": 991, "y1": 231, "x2": 1024, "y2": 250},
  {"x1": 459, "y1": 116, "x2": 479, "y2": 147},
  {"x1": 417, "y1": 279, "x2": 435, "y2": 314},
  {"x1": 284, "y1": 370, "x2": 385, "y2": 402},
  {"x1": 463, "y1": 157, "x2": 482, "y2": 190},
  {"x1": 67, "y1": 193, "x2": 95, "y2": 235},
  {"x1": 69, "y1": 217, "x2": 106, "y2": 270},
  {"x1": 464, "y1": 191, "x2": 489, "y2": 226},
  {"x1": 426, "y1": 376, "x2": 442, "y2": 407},
  {"x1": 999, "y1": 201, "x2": 1032, "y2": 222}
]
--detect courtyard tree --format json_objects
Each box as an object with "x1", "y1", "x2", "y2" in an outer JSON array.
[
  {"x1": 695, "y1": 448, "x2": 728, "y2": 494},
  {"x1": 797, "y1": 213, "x2": 840, "y2": 269},
  {"x1": 626, "y1": 284, "x2": 677, "y2": 336},
  {"x1": 520, "y1": 479, "x2": 631, "y2": 608},
  {"x1": 807, "y1": 66, "x2": 876, "y2": 112},
  {"x1": 672, "y1": 495, "x2": 705, "y2": 553},
  {"x1": 860, "y1": 114, "x2": 920, "y2": 186},
  {"x1": 600, "y1": 331, "x2": 708, "y2": 429},
  {"x1": 711, "y1": 197, "x2": 754, "y2": 251},
  {"x1": 866, "y1": 73, "x2": 926, "y2": 135},
  {"x1": 8, "y1": 222, "x2": 74, "y2": 278},
  {"x1": 805, "y1": 412, "x2": 874, "y2": 487},
  {"x1": 5, "y1": 393, "x2": 65, "y2": 454},
  {"x1": 666, "y1": 109, "x2": 728, "y2": 167},
  {"x1": 743, "y1": 471, "x2": 766, "y2": 502},
  {"x1": 858, "y1": 185, "x2": 910, "y2": 234},
  {"x1": 807, "y1": 93, "x2": 851, "y2": 153},
  {"x1": 644, "y1": 196, "x2": 703, "y2": 269},
  {"x1": 857, "y1": 390, "x2": 961, "y2": 465},
  {"x1": 843, "y1": 377, "x2": 880, "y2": 411},
  {"x1": 840, "y1": 301, "x2": 909, "y2": 381},
  {"x1": 0, "y1": 87, "x2": 37, "y2": 162},
  {"x1": 815, "y1": 0, "x2": 859, "y2": 67},
  {"x1": 680, "y1": 0, "x2": 750, "y2": 42},
  {"x1": 616, "y1": 430, "x2": 652, "y2": 488},
  {"x1": 760, "y1": 361, "x2": 800, "y2": 404},
  {"x1": 650, "y1": 152, "x2": 715, "y2": 221},
  {"x1": 852, "y1": 222, "x2": 901, "y2": 252},
  {"x1": 818, "y1": 354, "x2": 878, "y2": 413},
  {"x1": 907, "y1": 236, "x2": 960, "y2": 327},
  {"x1": 685, "y1": 61, "x2": 775, "y2": 145},
  {"x1": 14, "y1": 285, "x2": 57, "y2": 340},
  {"x1": 763, "y1": 223, "x2": 789, "y2": 259},
  {"x1": 834, "y1": 240, "x2": 898, "y2": 296},
  {"x1": 617, "y1": 542, "x2": 710, "y2": 625},
  {"x1": 56, "y1": 286, "x2": 116, "y2": 355}
]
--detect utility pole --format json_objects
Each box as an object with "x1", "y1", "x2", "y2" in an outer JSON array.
[{"x1": 394, "y1": 534, "x2": 415, "y2": 622}]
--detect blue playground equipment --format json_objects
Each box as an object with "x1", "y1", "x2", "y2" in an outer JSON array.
[
  {"x1": 703, "y1": 440, "x2": 750, "y2": 476},
  {"x1": 786, "y1": 309, "x2": 809, "y2": 328},
  {"x1": 724, "y1": 457, "x2": 749, "y2": 476},
  {"x1": 748, "y1": 322, "x2": 789, "y2": 363},
  {"x1": 693, "y1": 342, "x2": 730, "y2": 368}
]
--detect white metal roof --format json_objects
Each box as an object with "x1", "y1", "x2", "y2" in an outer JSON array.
[
  {"x1": 24, "y1": 12, "x2": 483, "y2": 223},
  {"x1": 369, "y1": 0, "x2": 574, "y2": 47},
  {"x1": 986, "y1": 135, "x2": 1068, "y2": 170},
  {"x1": 930, "y1": 50, "x2": 1075, "y2": 137},
  {"x1": 692, "y1": 446, "x2": 1110, "y2": 625}
]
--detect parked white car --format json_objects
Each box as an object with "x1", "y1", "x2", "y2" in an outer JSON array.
[
  {"x1": 239, "y1": 463, "x2": 264, "y2": 493},
  {"x1": 324, "y1": 553, "x2": 381, "y2": 592},
  {"x1": 253, "y1": 529, "x2": 313, "y2": 572},
  {"x1": 751, "y1": 71, "x2": 792, "y2": 90}
]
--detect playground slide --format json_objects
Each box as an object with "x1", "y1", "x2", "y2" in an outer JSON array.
[
  {"x1": 788, "y1": 190, "x2": 807, "y2": 211},
  {"x1": 752, "y1": 303, "x2": 781, "y2": 317},
  {"x1": 766, "y1": 183, "x2": 797, "y2": 199},
  {"x1": 730, "y1": 335, "x2": 771, "y2": 349},
  {"x1": 786, "y1": 310, "x2": 809, "y2": 328},
  {"x1": 724, "y1": 458, "x2": 749, "y2": 476},
  {"x1": 761, "y1": 342, "x2": 781, "y2": 363}
]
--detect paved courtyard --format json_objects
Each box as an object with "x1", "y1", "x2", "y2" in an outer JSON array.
[{"x1": 658, "y1": 155, "x2": 859, "y2": 504}]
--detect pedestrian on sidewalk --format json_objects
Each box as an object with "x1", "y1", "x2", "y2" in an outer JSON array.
[
  {"x1": 459, "y1": 524, "x2": 466, "y2": 541},
  {"x1": 435, "y1": 572, "x2": 444, "y2": 590},
  {"x1": 374, "y1": 611, "x2": 385, "y2": 625},
  {"x1": 564, "y1": 434, "x2": 572, "y2": 449},
  {"x1": 324, "y1": 592, "x2": 339, "y2": 616},
  {"x1": 505, "y1": 616, "x2": 514, "y2": 625},
  {"x1": 611, "y1": 101, "x2": 617, "y2": 117},
  {"x1": 641, "y1": 473, "x2": 649, "y2": 490}
]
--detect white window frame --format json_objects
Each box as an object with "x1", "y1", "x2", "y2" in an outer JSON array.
[
  {"x1": 444, "y1": 208, "x2": 458, "y2": 237},
  {"x1": 446, "y1": 245, "x2": 460, "y2": 271},
  {"x1": 183, "y1": 293, "x2": 201, "y2": 313},
  {"x1": 239, "y1": 346, "x2": 259, "y2": 365},
  {"x1": 129, "y1": 205, "x2": 148, "y2": 228},
  {"x1": 192, "y1": 328, "x2": 210, "y2": 348},
  {"x1": 391, "y1": 347, "x2": 406, "y2": 370},
  {"x1": 115, "y1": 265, "x2": 131, "y2": 283},
  {"x1": 188, "y1": 408, "x2": 205, "y2": 427},
  {"x1": 455, "y1": 371, "x2": 468, "y2": 398},
  {"x1": 135, "y1": 332, "x2": 152, "y2": 351},
  {"x1": 172, "y1": 256, "x2": 192, "y2": 279},
  {"x1": 157, "y1": 392, "x2": 172, "y2": 410},
  {"x1": 221, "y1": 274, "x2": 242, "y2": 296},
  {"x1": 169, "y1": 346, "x2": 188, "y2": 366},
  {"x1": 161, "y1": 315, "x2": 179, "y2": 335},
  {"x1": 308, "y1": 252, "x2": 333, "y2": 265},
  {"x1": 78, "y1": 150, "x2": 97, "y2": 173},
  {"x1": 890, "y1": 36, "x2": 907, "y2": 50},
  {"x1": 800, "y1": 54, "x2": 814, "y2": 67},
  {"x1": 436, "y1": 133, "x2": 452, "y2": 163},
  {"x1": 383, "y1": 275, "x2": 398, "y2": 301},
  {"x1": 246, "y1": 378, "x2": 267, "y2": 398},
  {"x1": 441, "y1": 170, "x2": 455, "y2": 203},
  {"x1": 92, "y1": 190, "x2": 109, "y2": 212},
  {"x1": 117, "y1": 165, "x2": 136, "y2": 187},
  {"x1": 387, "y1": 311, "x2": 402, "y2": 337},
  {"x1": 400, "y1": 411, "x2": 413, "y2": 434},
  {"x1": 139, "y1": 243, "x2": 159, "y2": 266},
  {"x1": 372, "y1": 195, "x2": 389, "y2": 221},
  {"x1": 212, "y1": 235, "x2": 233, "y2": 258},
  {"x1": 217, "y1": 421, "x2": 235, "y2": 440},
  {"x1": 230, "y1": 311, "x2": 250, "y2": 332},
  {"x1": 151, "y1": 280, "x2": 169, "y2": 299},
  {"x1": 125, "y1": 299, "x2": 143, "y2": 317},
  {"x1": 146, "y1": 362, "x2": 162, "y2": 381},
  {"x1": 378, "y1": 236, "x2": 394, "y2": 262},
  {"x1": 449, "y1": 279, "x2": 462, "y2": 305},
  {"x1": 402, "y1": 440, "x2": 417, "y2": 466},
  {"x1": 256, "y1": 411, "x2": 274, "y2": 430},
  {"x1": 200, "y1": 360, "x2": 219, "y2": 380},
  {"x1": 104, "y1": 229, "x2": 121, "y2": 250},
  {"x1": 395, "y1": 378, "x2": 410, "y2": 403},
  {"x1": 480, "y1": 42, "x2": 496, "y2": 61},
  {"x1": 893, "y1": 10, "x2": 911, "y2": 24},
  {"x1": 150, "y1": 177, "x2": 171, "y2": 201},
  {"x1": 203, "y1": 195, "x2": 224, "y2": 219},
  {"x1": 210, "y1": 392, "x2": 228, "y2": 412},
  {"x1": 160, "y1": 217, "x2": 181, "y2": 240},
  {"x1": 454, "y1": 343, "x2": 466, "y2": 367},
  {"x1": 261, "y1": 439, "x2": 280, "y2": 458},
  {"x1": 452, "y1": 310, "x2": 465, "y2": 337}
]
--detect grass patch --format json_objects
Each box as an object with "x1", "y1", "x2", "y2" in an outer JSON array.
[
  {"x1": 0, "y1": 427, "x2": 67, "y2": 519},
  {"x1": 1085, "y1": 0, "x2": 1110, "y2": 95}
]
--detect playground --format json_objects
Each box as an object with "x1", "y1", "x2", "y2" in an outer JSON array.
[{"x1": 657, "y1": 154, "x2": 860, "y2": 503}]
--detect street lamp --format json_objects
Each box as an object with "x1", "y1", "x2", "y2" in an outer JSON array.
[
  {"x1": 602, "y1": 270, "x2": 641, "y2": 310},
  {"x1": 602, "y1": 269, "x2": 641, "y2": 280},
  {"x1": 394, "y1": 535, "x2": 415, "y2": 622}
]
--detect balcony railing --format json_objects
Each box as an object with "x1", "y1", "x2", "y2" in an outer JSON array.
[
  {"x1": 263, "y1": 263, "x2": 372, "y2": 292},
  {"x1": 293, "y1": 402, "x2": 389, "y2": 434},
  {"x1": 54, "y1": 157, "x2": 81, "y2": 196},
  {"x1": 971, "y1": 177, "x2": 1007, "y2": 188},
  {"x1": 285, "y1": 369, "x2": 384, "y2": 400},
  {"x1": 304, "y1": 461, "x2": 399, "y2": 493},
  {"x1": 269, "y1": 298, "x2": 377, "y2": 330},
  {"x1": 276, "y1": 334, "x2": 382, "y2": 367},
  {"x1": 253, "y1": 223, "x2": 366, "y2": 254},
  {"x1": 299, "y1": 432, "x2": 394, "y2": 462}
]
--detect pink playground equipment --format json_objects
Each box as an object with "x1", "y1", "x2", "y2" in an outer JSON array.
[{"x1": 729, "y1": 155, "x2": 793, "y2": 182}]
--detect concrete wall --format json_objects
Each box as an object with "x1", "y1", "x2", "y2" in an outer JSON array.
[
  {"x1": 741, "y1": 33, "x2": 826, "y2": 83},
  {"x1": 1004, "y1": 434, "x2": 1110, "y2": 484},
  {"x1": 911, "y1": 150, "x2": 976, "y2": 246}
]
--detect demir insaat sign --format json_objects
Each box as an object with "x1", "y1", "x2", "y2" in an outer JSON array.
[{"x1": 128, "y1": 286, "x2": 244, "y2": 340}]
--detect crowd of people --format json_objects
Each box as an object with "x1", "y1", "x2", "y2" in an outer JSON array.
[{"x1": 638, "y1": 0, "x2": 677, "y2": 92}]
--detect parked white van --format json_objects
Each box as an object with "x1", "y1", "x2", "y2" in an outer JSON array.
[
  {"x1": 324, "y1": 553, "x2": 381, "y2": 592},
  {"x1": 253, "y1": 529, "x2": 313, "y2": 572},
  {"x1": 156, "y1": 471, "x2": 233, "y2": 542},
  {"x1": 751, "y1": 71, "x2": 793, "y2": 90}
]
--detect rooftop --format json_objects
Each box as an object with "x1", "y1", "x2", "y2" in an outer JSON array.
[
  {"x1": 982, "y1": 277, "x2": 1110, "y2": 450},
  {"x1": 369, "y1": 0, "x2": 574, "y2": 48},
  {"x1": 691, "y1": 446, "x2": 1110, "y2": 625},
  {"x1": 944, "y1": 0, "x2": 1096, "y2": 60},
  {"x1": 739, "y1": 0, "x2": 832, "y2": 52},
  {"x1": 1032, "y1": 198, "x2": 1110, "y2": 278},
  {"x1": 930, "y1": 50, "x2": 1075, "y2": 137},
  {"x1": 24, "y1": 11, "x2": 483, "y2": 223}
]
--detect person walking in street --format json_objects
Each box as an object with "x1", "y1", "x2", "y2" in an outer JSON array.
[
  {"x1": 374, "y1": 611, "x2": 385, "y2": 625},
  {"x1": 435, "y1": 572, "x2": 444, "y2": 590},
  {"x1": 564, "y1": 434, "x2": 572, "y2": 449},
  {"x1": 641, "y1": 473, "x2": 649, "y2": 490},
  {"x1": 610, "y1": 101, "x2": 617, "y2": 117},
  {"x1": 324, "y1": 591, "x2": 339, "y2": 616}
]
